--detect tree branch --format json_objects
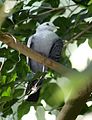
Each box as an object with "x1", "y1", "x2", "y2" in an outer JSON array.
[
  {"x1": 57, "y1": 85, "x2": 92, "y2": 120},
  {"x1": 33, "y1": 4, "x2": 77, "y2": 17},
  {"x1": 57, "y1": 65, "x2": 92, "y2": 120},
  {"x1": 31, "y1": 7, "x2": 65, "y2": 19},
  {"x1": 71, "y1": 24, "x2": 92, "y2": 41},
  {"x1": 31, "y1": 4, "x2": 76, "y2": 20},
  {"x1": 0, "y1": 33, "x2": 71, "y2": 75}
]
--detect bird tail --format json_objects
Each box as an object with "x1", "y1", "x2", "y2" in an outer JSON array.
[{"x1": 25, "y1": 70, "x2": 45, "y2": 102}]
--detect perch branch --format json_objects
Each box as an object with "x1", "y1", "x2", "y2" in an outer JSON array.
[{"x1": 0, "y1": 33, "x2": 71, "y2": 75}]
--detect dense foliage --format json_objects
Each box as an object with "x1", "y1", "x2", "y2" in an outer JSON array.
[{"x1": 0, "y1": 0, "x2": 92, "y2": 119}]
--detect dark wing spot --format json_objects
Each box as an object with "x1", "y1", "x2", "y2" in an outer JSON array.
[
  {"x1": 27, "y1": 88, "x2": 41, "y2": 102},
  {"x1": 49, "y1": 39, "x2": 63, "y2": 62}
]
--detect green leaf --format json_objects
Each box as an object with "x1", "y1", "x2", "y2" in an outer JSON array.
[
  {"x1": 77, "y1": 39, "x2": 86, "y2": 46},
  {"x1": 1, "y1": 72, "x2": 17, "y2": 84},
  {"x1": 44, "y1": 0, "x2": 60, "y2": 7},
  {"x1": 18, "y1": 101, "x2": 31, "y2": 120},
  {"x1": 2, "y1": 107, "x2": 13, "y2": 117},
  {"x1": 13, "y1": 9, "x2": 29, "y2": 24},
  {"x1": 1, "y1": 18, "x2": 14, "y2": 33},
  {"x1": 0, "y1": 102, "x2": 4, "y2": 112},
  {"x1": 88, "y1": 39, "x2": 92, "y2": 48},
  {"x1": 42, "y1": 83, "x2": 64, "y2": 107},
  {"x1": 35, "y1": 6, "x2": 65, "y2": 23},
  {"x1": 0, "y1": 47, "x2": 10, "y2": 58},
  {"x1": 0, "y1": 75, "x2": 6, "y2": 84},
  {"x1": 31, "y1": 71, "x2": 46, "y2": 81},
  {"x1": 9, "y1": 50, "x2": 19, "y2": 63},
  {"x1": 0, "y1": 96, "x2": 12, "y2": 103},
  {"x1": 27, "y1": 0, "x2": 36, "y2": 6},
  {"x1": 61, "y1": 54, "x2": 71, "y2": 68},
  {"x1": 15, "y1": 56, "x2": 29, "y2": 81},
  {"x1": 2, "y1": 87, "x2": 11, "y2": 97},
  {"x1": 88, "y1": 4, "x2": 92, "y2": 13},
  {"x1": 14, "y1": 20, "x2": 36, "y2": 37},
  {"x1": 88, "y1": 0, "x2": 92, "y2": 5},
  {"x1": 12, "y1": 1, "x2": 24, "y2": 13},
  {"x1": 72, "y1": 0, "x2": 90, "y2": 7},
  {"x1": 2, "y1": 99, "x2": 17, "y2": 117},
  {"x1": 0, "y1": 81, "x2": 14, "y2": 91},
  {"x1": 0, "y1": 97, "x2": 13, "y2": 112},
  {"x1": 3, "y1": 99, "x2": 17, "y2": 108},
  {"x1": 0, "y1": 48, "x2": 19, "y2": 62},
  {"x1": 70, "y1": 9, "x2": 91, "y2": 21},
  {"x1": 54, "y1": 17, "x2": 71, "y2": 38},
  {"x1": 0, "y1": 50, "x2": 19, "y2": 75},
  {"x1": 1, "y1": 59, "x2": 15, "y2": 74},
  {"x1": 0, "y1": 96, "x2": 12, "y2": 112},
  {"x1": 27, "y1": 0, "x2": 42, "y2": 6},
  {"x1": 13, "y1": 88, "x2": 24, "y2": 98}
]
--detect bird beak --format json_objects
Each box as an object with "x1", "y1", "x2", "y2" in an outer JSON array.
[
  {"x1": 56, "y1": 26, "x2": 60, "y2": 29},
  {"x1": 54, "y1": 26, "x2": 60, "y2": 32}
]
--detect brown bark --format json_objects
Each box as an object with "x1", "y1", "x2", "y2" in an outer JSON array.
[{"x1": 0, "y1": 33, "x2": 71, "y2": 75}]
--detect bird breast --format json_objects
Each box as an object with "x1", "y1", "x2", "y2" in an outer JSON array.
[{"x1": 33, "y1": 30, "x2": 59, "y2": 56}]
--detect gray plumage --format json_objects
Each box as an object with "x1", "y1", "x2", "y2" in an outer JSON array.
[
  {"x1": 26, "y1": 22, "x2": 63, "y2": 102},
  {"x1": 27, "y1": 22, "x2": 63, "y2": 72}
]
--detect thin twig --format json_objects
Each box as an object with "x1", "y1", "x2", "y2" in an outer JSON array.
[
  {"x1": 31, "y1": 7, "x2": 65, "y2": 18},
  {"x1": 31, "y1": 4, "x2": 77, "y2": 18},
  {"x1": 64, "y1": 23, "x2": 92, "y2": 47},
  {"x1": 65, "y1": 0, "x2": 72, "y2": 11},
  {"x1": 33, "y1": 4, "x2": 77, "y2": 9},
  {"x1": 14, "y1": 4, "x2": 76, "y2": 25},
  {"x1": 68, "y1": 5, "x2": 79, "y2": 17}
]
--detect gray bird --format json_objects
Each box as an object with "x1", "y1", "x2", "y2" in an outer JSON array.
[{"x1": 26, "y1": 22, "x2": 63, "y2": 102}]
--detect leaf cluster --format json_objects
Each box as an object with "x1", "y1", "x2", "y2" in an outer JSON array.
[{"x1": 0, "y1": 0, "x2": 92, "y2": 119}]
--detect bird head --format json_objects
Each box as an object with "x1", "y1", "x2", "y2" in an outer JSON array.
[{"x1": 36, "y1": 22, "x2": 59, "y2": 32}]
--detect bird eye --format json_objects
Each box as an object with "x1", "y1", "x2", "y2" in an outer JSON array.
[{"x1": 46, "y1": 23, "x2": 49, "y2": 25}]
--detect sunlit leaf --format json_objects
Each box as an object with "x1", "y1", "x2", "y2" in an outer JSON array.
[
  {"x1": 2, "y1": 87, "x2": 11, "y2": 97},
  {"x1": 44, "y1": 0, "x2": 60, "y2": 7},
  {"x1": 42, "y1": 83, "x2": 64, "y2": 107},
  {"x1": 12, "y1": 1, "x2": 24, "y2": 13},
  {"x1": 88, "y1": 39, "x2": 92, "y2": 48},
  {"x1": 88, "y1": 0, "x2": 92, "y2": 5}
]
